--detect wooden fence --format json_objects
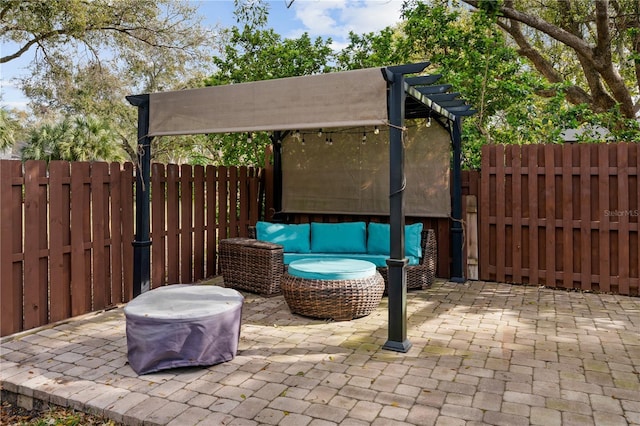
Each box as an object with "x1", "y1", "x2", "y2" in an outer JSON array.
[
  {"x1": 0, "y1": 160, "x2": 263, "y2": 337},
  {"x1": 3, "y1": 143, "x2": 637, "y2": 337},
  {"x1": 479, "y1": 144, "x2": 639, "y2": 296}
]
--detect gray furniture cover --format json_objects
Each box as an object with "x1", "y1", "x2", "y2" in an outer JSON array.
[{"x1": 124, "y1": 284, "x2": 244, "y2": 375}]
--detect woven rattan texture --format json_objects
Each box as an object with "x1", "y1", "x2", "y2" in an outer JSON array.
[
  {"x1": 219, "y1": 238, "x2": 284, "y2": 296},
  {"x1": 379, "y1": 229, "x2": 437, "y2": 293},
  {"x1": 281, "y1": 271, "x2": 385, "y2": 320}
]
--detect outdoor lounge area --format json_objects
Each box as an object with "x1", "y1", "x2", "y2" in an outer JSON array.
[
  {"x1": 219, "y1": 221, "x2": 437, "y2": 298},
  {"x1": 2, "y1": 279, "x2": 639, "y2": 425}
]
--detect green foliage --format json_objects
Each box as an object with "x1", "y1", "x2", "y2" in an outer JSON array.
[
  {"x1": 0, "y1": 108, "x2": 20, "y2": 151},
  {"x1": 21, "y1": 115, "x2": 127, "y2": 162},
  {"x1": 2, "y1": 0, "x2": 216, "y2": 164},
  {"x1": 335, "y1": 28, "x2": 411, "y2": 70},
  {"x1": 201, "y1": 2, "x2": 335, "y2": 167}
]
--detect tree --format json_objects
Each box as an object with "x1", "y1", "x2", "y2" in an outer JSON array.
[
  {"x1": 336, "y1": 28, "x2": 411, "y2": 71},
  {"x1": 2, "y1": 0, "x2": 217, "y2": 163},
  {"x1": 0, "y1": 108, "x2": 20, "y2": 151},
  {"x1": 21, "y1": 115, "x2": 127, "y2": 162},
  {"x1": 461, "y1": 0, "x2": 640, "y2": 119}
]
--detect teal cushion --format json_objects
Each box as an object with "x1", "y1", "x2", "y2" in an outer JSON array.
[
  {"x1": 287, "y1": 258, "x2": 376, "y2": 280},
  {"x1": 256, "y1": 222, "x2": 310, "y2": 253},
  {"x1": 284, "y1": 253, "x2": 420, "y2": 268},
  {"x1": 310, "y1": 222, "x2": 367, "y2": 253},
  {"x1": 367, "y1": 222, "x2": 423, "y2": 258},
  {"x1": 405, "y1": 223, "x2": 423, "y2": 258}
]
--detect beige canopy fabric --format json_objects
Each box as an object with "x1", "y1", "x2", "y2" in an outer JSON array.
[
  {"x1": 282, "y1": 124, "x2": 451, "y2": 217},
  {"x1": 148, "y1": 68, "x2": 388, "y2": 136}
]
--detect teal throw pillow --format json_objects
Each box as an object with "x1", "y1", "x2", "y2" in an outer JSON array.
[
  {"x1": 256, "y1": 222, "x2": 310, "y2": 253},
  {"x1": 310, "y1": 222, "x2": 367, "y2": 253},
  {"x1": 366, "y1": 222, "x2": 423, "y2": 258}
]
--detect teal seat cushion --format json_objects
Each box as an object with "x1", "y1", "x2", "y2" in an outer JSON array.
[
  {"x1": 310, "y1": 222, "x2": 367, "y2": 253},
  {"x1": 256, "y1": 221, "x2": 310, "y2": 253},
  {"x1": 284, "y1": 253, "x2": 420, "y2": 268},
  {"x1": 287, "y1": 258, "x2": 376, "y2": 280},
  {"x1": 367, "y1": 222, "x2": 423, "y2": 258}
]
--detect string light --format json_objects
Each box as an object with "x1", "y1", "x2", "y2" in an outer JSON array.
[
  {"x1": 426, "y1": 111, "x2": 432, "y2": 127},
  {"x1": 374, "y1": 126, "x2": 380, "y2": 135},
  {"x1": 247, "y1": 132, "x2": 252, "y2": 143},
  {"x1": 317, "y1": 128, "x2": 323, "y2": 137},
  {"x1": 362, "y1": 131, "x2": 367, "y2": 144}
]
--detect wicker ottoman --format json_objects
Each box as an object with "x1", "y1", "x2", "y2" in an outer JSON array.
[
  {"x1": 281, "y1": 258, "x2": 384, "y2": 321},
  {"x1": 219, "y1": 238, "x2": 283, "y2": 296}
]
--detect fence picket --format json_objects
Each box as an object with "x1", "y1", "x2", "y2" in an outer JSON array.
[
  {"x1": 110, "y1": 162, "x2": 123, "y2": 303},
  {"x1": 166, "y1": 164, "x2": 180, "y2": 284},
  {"x1": 49, "y1": 161, "x2": 71, "y2": 322},
  {"x1": 152, "y1": 163, "x2": 166, "y2": 287},
  {"x1": 91, "y1": 162, "x2": 108, "y2": 309},
  {"x1": 194, "y1": 165, "x2": 205, "y2": 281},
  {"x1": 180, "y1": 164, "x2": 193, "y2": 283},
  {"x1": 544, "y1": 145, "x2": 556, "y2": 287},
  {"x1": 206, "y1": 165, "x2": 217, "y2": 277},
  {"x1": 23, "y1": 161, "x2": 48, "y2": 328},
  {"x1": 0, "y1": 160, "x2": 23, "y2": 336},
  {"x1": 561, "y1": 146, "x2": 574, "y2": 289},
  {"x1": 598, "y1": 144, "x2": 611, "y2": 292},
  {"x1": 121, "y1": 163, "x2": 135, "y2": 301},
  {"x1": 218, "y1": 166, "x2": 229, "y2": 240},
  {"x1": 480, "y1": 146, "x2": 491, "y2": 281},
  {"x1": 70, "y1": 162, "x2": 91, "y2": 315}
]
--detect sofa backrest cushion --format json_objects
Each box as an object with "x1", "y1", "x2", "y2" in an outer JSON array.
[
  {"x1": 367, "y1": 222, "x2": 423, "y2": 258},
  {"x1": 256, "y1": 222, "x2": 311, "y2": 253},
  {"x1": 310, "y1": 221, "x2": 367, "y2": 253}
]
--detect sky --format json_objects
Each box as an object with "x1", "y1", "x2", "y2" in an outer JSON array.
[{"x1": 0, "y1": 0, "x2": 405, "y2": 111}]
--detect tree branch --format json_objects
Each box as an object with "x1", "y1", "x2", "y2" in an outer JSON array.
[
  {"x1": 0, "y1": 29, "x2": 68, "y2": 63},
  {"x1": 498, "y1": 19, "x2": 593, "y2": 106},
  {"x1": 464, "y1": 0, "x2": 637, "y2": 117},
  {"x1": 463, "y1": 0, "x2": 595, "y2": 59}
]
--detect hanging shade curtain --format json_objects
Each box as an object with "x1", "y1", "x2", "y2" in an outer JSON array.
[
  {"x1": 281, "y1": 124, "x2": 451, "y2": 217},
  {"x1": 148, "y1": 68, "x2": 389, "y2": 136}
]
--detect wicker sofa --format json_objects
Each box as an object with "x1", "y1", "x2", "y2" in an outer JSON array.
[{"x1": 219, "y1": 221, "x2": 437, "y2": 296}]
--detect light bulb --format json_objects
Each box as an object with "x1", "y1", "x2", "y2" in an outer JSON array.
[
  {"x1": 374, "y1": 126, "x2": 380, "y2": 135},
  {"x1": 362, "y1": 132, "x2": 367, "y2": 143},
  {"x1": 317, "y1": 129, "x2": 323, "y2": 137},
  {"x1": 426, "y1": 117, "x2": 432, "y2": 127}
]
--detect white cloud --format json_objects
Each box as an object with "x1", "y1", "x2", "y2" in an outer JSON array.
[{"x1": 286, "y1": 0, "x2": 403, "y2": 44}]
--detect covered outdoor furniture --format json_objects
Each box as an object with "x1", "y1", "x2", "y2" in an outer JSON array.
[
  {"x1": 219, "y1": 221, "x2": 436, "y2": 296},
  {"x1": 281, "y1": 258, "x2": 384, "y2": 320},
  {"x1": 124, "y1": 284, "x2": 244, "y2": 375}
]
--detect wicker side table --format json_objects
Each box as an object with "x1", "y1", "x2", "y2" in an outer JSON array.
[
  {"x1": 281, "y1": 259, "x2": 384, "y2": 321},
  {"x1": 219, "y1": 238, "x2": 284, "y2": 296}
]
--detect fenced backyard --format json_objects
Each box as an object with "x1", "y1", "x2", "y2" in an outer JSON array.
[{"x1": 1, "y1": 142, "x2": 638, "y2": 337}]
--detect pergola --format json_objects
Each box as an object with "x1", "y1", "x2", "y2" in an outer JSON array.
[{"x1": 127, "y1": 62, "x2": 475, "y2": 352}]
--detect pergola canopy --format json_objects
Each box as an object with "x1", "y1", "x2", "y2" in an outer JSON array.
[{"x1": 146, "y1": 64, "x2": 475, "y2": 137}]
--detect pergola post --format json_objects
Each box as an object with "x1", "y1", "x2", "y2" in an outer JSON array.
[
  {"x1": 382, "y1": 65, "x2": 420, "y2": 353},
  {"x1": 450, "y1": 116, "x2": 465, "y2": 282},
  {"x1": 126, "y1": 94, "x2": 152, "y2": 297}
]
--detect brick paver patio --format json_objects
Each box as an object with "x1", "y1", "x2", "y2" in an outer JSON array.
[{"x1": 1, "y1": 280, "x2": 639, "y2": 425}]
